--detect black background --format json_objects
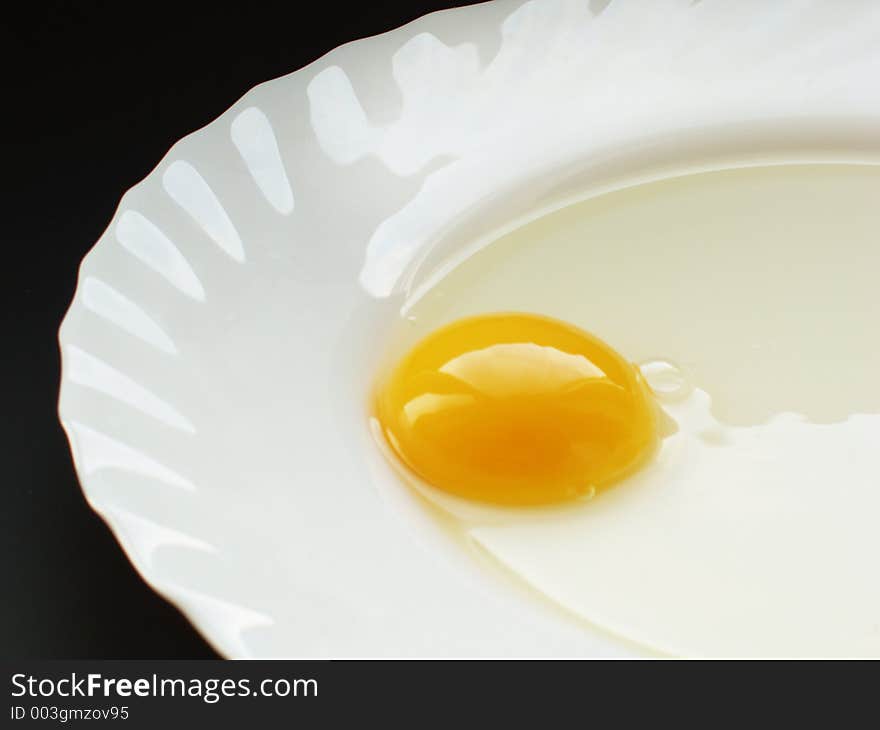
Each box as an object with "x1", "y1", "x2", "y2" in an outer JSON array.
[{"x1": 3, "y1": 0, "x2": 479, "y2": 660}]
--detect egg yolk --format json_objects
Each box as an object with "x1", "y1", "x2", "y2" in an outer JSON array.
[{"x1": 374, "y1": 313, "x2": 657, "y2": 506}]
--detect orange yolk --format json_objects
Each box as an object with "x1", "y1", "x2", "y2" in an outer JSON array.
[{"x1": 374, "y1": 312, "x2": 657, "y2": 506}]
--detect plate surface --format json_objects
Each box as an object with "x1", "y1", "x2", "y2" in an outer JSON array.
[{"x1": 59, "y1": 0, "x2": 880, "y2": 657}]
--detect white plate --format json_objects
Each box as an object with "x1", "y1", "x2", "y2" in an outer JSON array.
[{"x1": 58, "y1": 0, "x2": 880, "y2": 657}]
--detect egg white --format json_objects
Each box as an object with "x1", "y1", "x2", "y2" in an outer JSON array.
[{"x1": 385, "y1": 163, "x2": 880, "y2": 656}]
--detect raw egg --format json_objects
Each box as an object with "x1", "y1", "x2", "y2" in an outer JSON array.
[
  {"x1": 374, "y1": 312, "x2": 657, "y2": 505},
  {"x1": 374, "y1": 163, "x2": 880, "y2": 657}
]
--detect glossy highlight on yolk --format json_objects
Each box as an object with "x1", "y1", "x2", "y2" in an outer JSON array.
[{"x1": 374, "y1": 313, "x2": 657, "y2": 506}]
